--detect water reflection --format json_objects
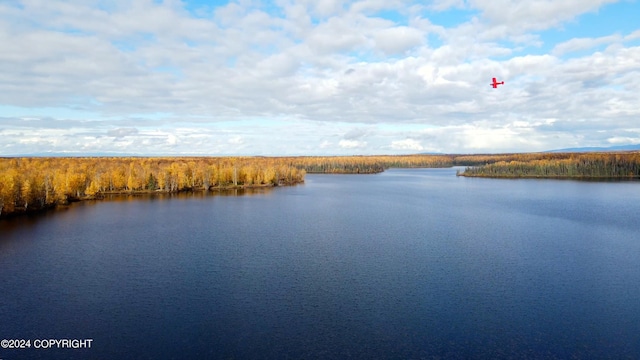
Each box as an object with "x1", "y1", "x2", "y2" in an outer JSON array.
[
  {"x1": 0, "y1": 187, "x2": 279, "y2": 241},
  {"x1": 102, "y1": 186, "x2": 277, "y2": 202}
]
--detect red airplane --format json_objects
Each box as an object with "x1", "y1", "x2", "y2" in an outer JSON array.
[{"x1": 491, "y1": 77, "x2": 504, "y2": 88}]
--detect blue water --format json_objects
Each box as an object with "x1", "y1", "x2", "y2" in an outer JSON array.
[{"x1": 1, "y1": 168, "x2": 639, "y2": 359}]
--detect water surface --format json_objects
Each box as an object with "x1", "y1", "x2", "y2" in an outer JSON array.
[{"x1": 1, "y1": 168, "x2": 639, "y2": 359}]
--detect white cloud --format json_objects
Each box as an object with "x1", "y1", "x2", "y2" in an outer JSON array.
[
  {"x1": 0, "y1": 0, "x2": 638, "y2": 155},
  {"x1": 339, "y1": 139, "x2": 368, "y2": 149},
  {"x1": 427, "y1": 0, "x2": 467, "y2": 11},
  {"x1": 373, "y1": 26, "x2": 424, "y2": 55},
  {"x1": 469, "y1": 0, "x2": 618, "y2": 32},
  {"x1": 552, "y1": 34, "x2": 621, "y2": 56},
  {"x1": 228, "y1": 136, "x2": 244, "y2": 145},
  {"x1": 167, "y1": 134, "x2": 178, "y2": 146},
  {"x1": 319, "y1": 140, "x2": 333, "y2": 148},
  {"x1": 391, "y1": 139, "x2": 424, "y2": 151},
  {"x1": 312, "y1": 0, "x2": 346, "y2": 17},
  {"x1": 108, "y1": 128, "x2": 139, "y2": 138},
  {"x1": 607, "y1": 136, "x2": 640, "y2": 144},
  {"x1": 625, "y1": 30, "x2": 640, "y2": 41},
  {"x1": 305, "y1": 16, "x2": 369, "y2": 55}
]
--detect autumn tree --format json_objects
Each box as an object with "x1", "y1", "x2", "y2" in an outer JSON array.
[{"x1": 0, "y1": 156, "x2": 310, "y2": 217}]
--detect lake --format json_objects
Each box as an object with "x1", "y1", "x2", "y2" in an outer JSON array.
[{"x1": 1, "y1": 167, "x2": 639, "y2": 359}]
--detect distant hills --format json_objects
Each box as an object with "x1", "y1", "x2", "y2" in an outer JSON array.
[
  {"x1": 1, "y1": 152, "x2": 141, "y2": 157},
  {"x1": 545, "y1": 144, "x2": 640, "y2": 153},
  {"x1": 1, "y1": 152, "x2": 214, "y2": 157},
  {"x1": 3, "y1": 144, "x2": 640, "y2": 158}
]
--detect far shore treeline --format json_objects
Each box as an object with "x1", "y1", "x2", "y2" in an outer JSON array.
[
  {"x1": 456, "y1": 152, "x2": 640, "y2": 178},
  {"x1": 1, "y1": 152, "x2": 639, "y2": 218}
]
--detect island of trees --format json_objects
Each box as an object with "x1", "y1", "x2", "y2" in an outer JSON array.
[
  {"x1": 457, "y1": 152, "x2": 640, "y2": 178},
  {"x1": 1, "y1": 152, "x2": 639, "y2": 218}
]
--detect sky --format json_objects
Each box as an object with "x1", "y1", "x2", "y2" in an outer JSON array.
[{"x1": 1, "y1": 0, "x2": 639, "y2": 156}]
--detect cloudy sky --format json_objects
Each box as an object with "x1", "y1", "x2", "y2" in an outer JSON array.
[{"x1": 1, "y1": 0, "x2": 639, "y2": 155}]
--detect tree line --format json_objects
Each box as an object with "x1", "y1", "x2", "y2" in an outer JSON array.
[
  {"x1": 458, "y1": 152, "x2": 640, "y2": 178},
  {"x1": 1, "y1": 154, "x2": 455, "y2": 217},
  {"x1": 289, "y1": 155, "x2": 454, "y2": 173},
  {"x1": 0, "y1": 157, "x2": 305, "y2": 217},
  {"x1": 3, "y1": 153, "x2": 638, "y2": 218}
]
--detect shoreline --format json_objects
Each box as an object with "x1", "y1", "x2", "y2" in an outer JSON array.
[
  {"x1": 457, "y1": 173, "x2": 640, "y2": 179},
  {"x1": 97, "y1": 182, "x2": 280, "y2": 195},
  {"x1": 0, "y1": 182, "x2": 294, "y2": 220}
]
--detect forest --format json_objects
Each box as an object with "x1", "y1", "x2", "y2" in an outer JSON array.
[
  {"x1": 2, "y1": 152, "x2": 639, "y2": 218},
  {"x1": 457, "y1": 152, "x2": 640, "y2": 178},
  {"x1": 0, "y1": 157, "x2": 305, "y2": 218},
  {"x1": 1, "y1": 154, "x2": 452, "y2": 218},
  {"x1": 290, "y1": 155, "x2": 454, "y2": 173}
]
